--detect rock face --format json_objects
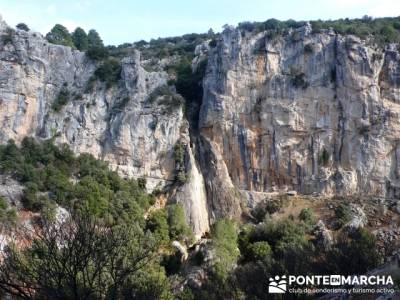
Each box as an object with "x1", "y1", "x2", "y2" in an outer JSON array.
[
  {"x1": 200, "y1": 24, "x2": 400, "y2": 205},
  {"x1": 0, "y1": 17, "x2": 183, "y2": 191},
  {"x1": 173, "y1": 141, "x2": 210, "y2": 238},
  {"x1": 0, "y1": 16, "x2": 210, "y2": 236},
  {"x1": 1, "y1": 15, "x2": 400, "y2": 237}
]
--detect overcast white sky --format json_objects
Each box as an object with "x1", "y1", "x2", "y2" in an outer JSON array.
[{"x1": 0, "y1": 0, "x2": 399, "y2": 45}]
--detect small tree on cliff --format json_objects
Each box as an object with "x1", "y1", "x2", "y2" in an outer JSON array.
[
  {"x1": 46, "y1": 24, "x2": 74, "y2": 47},
  {"x1": 86, "y1": 29, "x2": 108, "y2": 60},
  {"x1": 16, "y1": 23, "x2": 29, "y2": 31},
  {"x1": 72, "y1": 27, "x2": 88, "y2": 51}
]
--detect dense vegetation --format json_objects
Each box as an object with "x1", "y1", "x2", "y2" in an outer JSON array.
[
  {"x1": 93, "y1": 58, "x2": 122, "y2": 89},
  {"x1": 238, "y1": 16, "x2": 400, "y2": 46},
  {"x1": 134, "y1": 30, "x2": 214, "y2": 60},
  {"x1": 51, "y1": 83, "x2": 71, "y2": 112},
  {"x1": 0, "y1": 138, "x2": 153, "y2": 221},
  {"x1": 193, "y1": 213, "x2": 382, "y2": 299},
  {"x1": 0, "y1": 138, "x2": 198, "y2": 299},
  {"x1": 45, "y1": 25, "x2": 107, "y2": 59},
  {"x1": 0, "y1": 142, "x2": 388, "y2": 298},
  {"x1": 310, "y1": 16, "x2": 400, "y2": 45}
]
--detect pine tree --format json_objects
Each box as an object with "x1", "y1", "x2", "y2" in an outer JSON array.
[
  {"x1": 46, "y1": 24, "x2": 74, "y2": 48},
  {"x1": 72, "y1": 27, "x2": 88, "y2": 51}
]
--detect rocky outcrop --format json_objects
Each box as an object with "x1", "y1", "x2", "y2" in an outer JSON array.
[
  {"x1": 200, "y1": 23, "x2": 400, "y2": 207},
  {"x1": 344, "y1": 204, "x2": 368, "y2": 232},
  {"x1": 314, "y1": 220, "x2": 333, "y2": 250},
  {"x1": 172, "y1": 240, "x2": 189, "y2": 261}
]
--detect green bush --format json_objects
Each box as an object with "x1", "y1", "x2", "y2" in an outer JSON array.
[
  {"x1": 175, "y1": 58, "x2": 206, "y2": 115},
  {"x1": 148, "y1": 85, "x2": 184, "y2": 112},
  {"x1": 86, "y1": 29, "x2": 108, "y2": 60},
  {"x1": 207, "y1": 215, "x2": 382, "y2": 298},
  {"x1": 265, "y1": 199, "x2": 282, "y2": 215},
  {"x1": 46, "y1": 24, "x2": 74, "y2": 48},
  {"x1": 299, "y1": 208, "x2": 316, "y2": 226},
  {"x1": 86, "y1": 46, "x2": 108, "y2": 60},
  {"x1": 252, "y1": 199, "x2": 283, "y2": 222},
  {"x1": 16, "y1": 23, "x2": 29, "y2": 31},
  {"x1": 0, "y1": 196, "x2": 7, "y2": 211},
  {"x1": 22, "y1": 182, "x2": 41, "y2": 211},
  {"x1": 247, "y1": 241, "x2": 272, "y2": 261},
  {"x1": 87, "y1": 29, "x2": 103, "y2": 48},
  {"x1": 173, "y1": 142, "x2": 187, "y2": 184},
  {"x1": 241, "y1": 218, "x2": 314, "y2": 275},
  {"x1": 94, "y1": 58, "x2": 121, "y2": 88},
  {"x1": 0, "y1": 196, "x2": 17, "y2": 228},
  {"x1": 0, "y1": 139, "x2": 177, "y2": 298},
  {"x1": 52, "y1": 84, "x2": 70, "y2": 112},
  {"x1": 211, "y1": 219, "x2": 239, "y2": 280},
  {"x1": 174, "y1": 142, "x2": 185, "y2": 165},
  {"x1": 146, "y1": 209, "x2": 170, "y2": 244},
  {"x1": 74, "y1": 176, "x2": 108, "y2": 216},
  {"x1": 1, "y1": 28, "x2": 15, "y2": 45},
  {"x1": 298, "y1": 208, "x2": 317, "y2": 232},
  {"x1": 137, "y1": 177, "x2": 146, "y2": 189},
  {"x1": 335, "y1": 202, "x2": 352, "y2": 227},
  {"x1": 72, "y1": 27, "x2": 88, "y2": 51},
  {"x1": 326, "y1": 228, "x2": 381, "y2": 275},
  {"x1": 135, "y1": 33, "x2": 209, "y2": 60},
  {"x1": 168, "y1": 203, "x2": 193, "y2": 243}
]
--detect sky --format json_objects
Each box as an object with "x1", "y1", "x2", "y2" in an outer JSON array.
[{"x1": 0, "y1": 0, "x2": 399, "y2": 45}]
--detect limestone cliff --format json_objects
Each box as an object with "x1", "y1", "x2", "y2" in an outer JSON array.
[
  {"x1": 0, "y1": 15, "x2": 212, "y2": 237},
  {"x1": 200, "y1": 24, "x2": 400, "y2": 206}
]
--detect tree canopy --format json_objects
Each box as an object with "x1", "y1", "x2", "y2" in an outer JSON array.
[
  {"x1": 72, "y1": 27, "x2": 88, "y2": 51},
  {"x1": 46, "y1": 24, "x2": 74, "y2": 48}
]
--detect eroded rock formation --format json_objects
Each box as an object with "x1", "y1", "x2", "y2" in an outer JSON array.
[{"x1": 200, "y1": 24, "x2": 400, "y2": 205}]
